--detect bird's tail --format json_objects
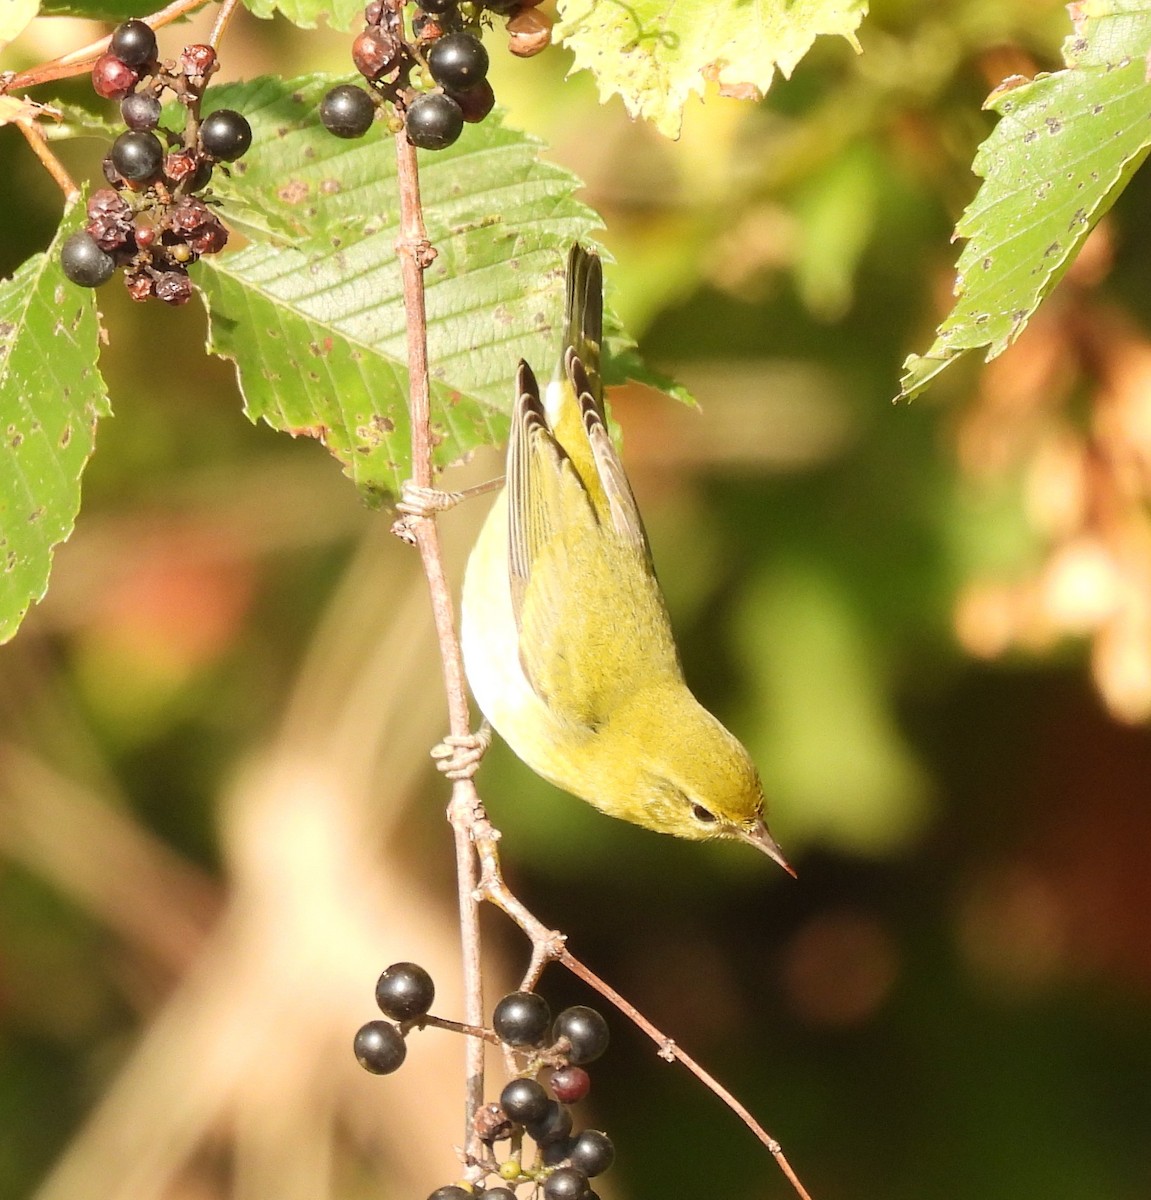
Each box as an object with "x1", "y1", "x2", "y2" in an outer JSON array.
[{"x1": 563, "y1": 243, "x2": 603, "y2": 408}]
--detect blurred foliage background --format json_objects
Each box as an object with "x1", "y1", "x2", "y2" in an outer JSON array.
[{"x1": 4, "y1": 0, "x2": 1151, "y2": 1198}]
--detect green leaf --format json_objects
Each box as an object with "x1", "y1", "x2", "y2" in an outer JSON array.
[
  {"x1": 241, "y1": 0, "x2": 362, "y2": 33},
  {"x1": 901, "y1": 0, "x2": 1151, "y2": 399},
  {"x1": 0, "y1": 0, "x2": 38, "y2": 50},
  {"x1": 0, "y1": 201, "x2": 110, "y2": 644},
  {"x1": 200, "y1": 75, "x2": 668, "y2": 505},
  {"x1": 555, "y1": 0, "x2": 867, "y2": 140}
]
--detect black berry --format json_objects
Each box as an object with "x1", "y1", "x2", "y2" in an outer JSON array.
[
  {"x1": 481, "y1": 1190, "x2": 517, "y2": 1200},
  {"x1": 543, "y1": 1167, "x2": 589, "y2": 1200},
  {"x1": 320, "y1": 85, "x2": 377, "y2": 138},
  {"x1": 453, "y1": 78, "x2": 495, "y2": 124},
  {"x1": 421, "y1": 0, "x2": 457, "y2": 13},
  {"x1": 552, "y1": 1006, "x2": 609, "y2": 1065},
  {"x1": 200, "y1": 109, "x2": 252, "y2": 161},
  {"x1": 91, "y1": 53, "x2": 138, "y2": 100},
  {"x1": 568, "y1": 1130, "x2": 614, "y2": 1177},
  {"x1": 61, "y1": 232, "x2": 115, "y2": 288},
  {"x1": 427, "y1": 1189, "x2": 471, "y2": 1200},
  {"x1": 499, "y1": 1077, "x2": 549, "y2": 1124},
  {"x1": 493, "y1": 990, "x2": 551, "y2": 1047},
  {"x1": 110, "y1": 130, "x2": 163, "y2": 182},
  {"x1": 375, "y1": 961, "x2": 435, "y2": 1021},
  {"x1": 353, "y1": 1020, "x2": 407, "y2": 1074},
  {"x1": 427, "y1": 32, "x2": 489, "y2": 91},
  {"x1": 548, "y1": 1066, "x2": 590, "y2": 1104},
  {"x1": 110, "y1": 19, "x2": 157, "y2": 67},
  {"x1": 120, "y1": 92, "x2": 162, "y2": 131},
  {"x1": 525, "y1": 1100, "x2": 573, "y2": 1145},
  {"x1": 405, "y1": 91, "x2": 463, "y2": 150}
]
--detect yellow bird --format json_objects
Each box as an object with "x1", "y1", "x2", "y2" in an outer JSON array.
[{"x1": 460, "y1": 244, "x2": 792, "y2": 873}]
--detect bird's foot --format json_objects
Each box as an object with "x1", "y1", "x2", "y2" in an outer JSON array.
[{"x1": 431, "y1": 723, "x2": 493, "y2": 781}]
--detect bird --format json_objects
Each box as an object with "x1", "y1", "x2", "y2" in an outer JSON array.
[{"x1": 459, "y1": 243, "x2": 792, "y2": 874}]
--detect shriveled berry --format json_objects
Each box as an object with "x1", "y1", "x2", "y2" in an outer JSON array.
[
  {"x1": 499, "y1": 1077, "x2": 549, "y2": 1124},
  {"x1": 548, "y1": 1066, "x2": 590, "y2": 1104},
  {"x1": 552, "y1": 1006, "x2": 608, "y2": 1065},
  {"x1": 375, "y1": 962, "x2": 435, "y2": 1021},
  {"x1": 154, "y1": 269, "x2": 193, "y2": 306},
  {"x1": 525, "y1": 1100, "x2": 573, "y2": 1145},
  {"x1": 474, "y1": 1101, "x2": 514, "y2": 1143},
  {"x1": 352, "y1": 26, "x2": 402, "y2": 79},
  {"x1": 542, "y1": 1166, "x2": 589, "y2": 1200},
  {"x1": 91, "y1": 53, "x2": 138, "y2": 100},
  {"x1": 319, "y1": 85, "x2": 376, "y2": 138},
  {"x1": 110, "y1": 129, "x2": 164, "y2": 182},
  {"x1": 164, "y1": 150, "x2": 199, "y2": 184},
  {"x1": 412, "y1": 13, "x2": 446, "y2": 39},
  {"x1": 200, "y1": 109, "x2": 252, "y2": 161},
  {"x1": 427, "y1": 31, "x2": 488, "y2": 91},
  {"x1": 364, "y1": 0, "x2": 384, "y2": 21},
  {"x1": 181, "y1": 43, "x2": 217, "y2": 78},
  {"x1": 85, "y1": 188, "x2": 133, "y2": 250},
  {"x1": 568, "y1": 1130, "x2": 614, "y2": 1177},
  {"x1": 506, "y1": 6, "x2": 552, "y2": 57},
  {"x1": 353, "y1": 1020, "x2": 407, "y2": 1074},
  {"x1": 121, "y1": 92, "x2": 162, "y2": 130},
  {"x1": 493, "y1": 990, "x2": 551, "y2": 1047},
  {"x1": 61, "y1": 232, "x2": 115, "y2": 287},
  {"x1": 101, "y1": 154, "x2": 124, "y2": 186},
  {"x1": 405, "y1": 92, "x2": 463, "y2": 150},
  {"x1": 123, "y1": 267, "x2": 155, "y2": 301},
  {"x1": 110, "y1": 19, "x2": 156, "y2": 67},
  {"x1": 452, "y1": 78, "x2": 495, "y2": 124}
]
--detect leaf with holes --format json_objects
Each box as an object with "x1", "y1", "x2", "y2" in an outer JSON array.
[
  {"x1": 200, "y1": 75, "x2": 678, "y2": 506},
  {"x1": 901, "y1": 0, "x2": 1151, "y2": 399},
  {"x1": 0, "y1": 201, "x2": 109, "y2": 644},
  {"x1": 556, "y1": 0, "x2": 867, "y2": 140}
]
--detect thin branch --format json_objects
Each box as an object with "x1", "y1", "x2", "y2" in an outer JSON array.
[
  {"x1": 208, "y1": 0, "x2": 244, "y2": 48},
  {"x1": 12, "y1": 109, "x2": 77, "y2": 200}
]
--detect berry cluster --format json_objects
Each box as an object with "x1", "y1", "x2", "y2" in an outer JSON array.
[
  {"x1": 319, "y1": 0, "x2": 552, "y2": 151},
  {"x1": 354, "y1": 963, "x2": 615, "y2": 1199},
  {"x1": 60, "y1": 19, "x2": 252, "y2": 305}
]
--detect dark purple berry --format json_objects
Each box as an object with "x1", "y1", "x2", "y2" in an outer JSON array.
[
  {"x1": 427, "y1": 31, "x2": 489, "y2": 91},
  {"x1": 452, "y1": 78, "x2": 495, "y2": 124},
  {"x1": 319, "y1": 85, "x2": 376, "y2": 138},
  {"x1": 91, "y1": 53, "x2": 138, "y2": 100},
  {"x1": 541, "y1": 1135, "x2": 575, "y2": 1166},
  {"x1": 525, "y1": 1100, "x2": 573, "y2": 1145},
  {"x1": 426, "y1": 1189, "x2": 470, "y2": 1200},
  {"x1": 481, "y1": 1190, "x2": 517, "y2": 1200},
  {"x1": 493, "y1": 990, "x2": 551, "y2": 1047},
  {"x1": 200, "y1": 109, "x2": 252, "y2": 161},
  {"x1": 364, "y1": 0, "x2": 384, "y2": 21},
  {"x1": 568, "y1": 1130, "x2": 614, "y2": 1177},
  {"x1": 154, "y1": 269, "x2": 193, "y2": 306},
  {"x1": 552, "y1": 1006, "x2": 608, "y2": 1065},
  {"x1": 110, "y1": 129, "x2": 163, "y2": 182},
  {"x1": 374, "y1": 962, "x2": 435, "y2": 1021},
  {"x1": 121, "y1": 92, "x2": 162, "y2": 130},
  {"x1": 85, "y1": 188, "x2": 132, "y2": 250},
  {"x1": 109, "y1": 19, "x2": 156, "y2": 67},
  {"x1": 405, "y1": 91, "x2": 463, "y2": 150},
  {"x1": 353, "y1": 1020, "x2": 406, "y2": 1074},
  {"x1": 499, "y1": 1076, "x2": 549, "y2": 1124},
  {"x1": 548, "y1": 1066, "x2": 590, "y2": 1104},
  {"x1": 543, "y1": 1167, "x2": 589, "y2": 1200},
  {"x1": 61, "y1": 232, "x2": 115, "y2": 287},
  {"x1": 181, "y1": 43, "x2": 217, "y2": 78},
  {"x1": 352, "y1": 26, "x2": 402, "y2": 79}
]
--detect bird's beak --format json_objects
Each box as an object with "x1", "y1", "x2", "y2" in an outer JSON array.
[{"x1": 739, "y1": 819, "x2": 797, "y2": 878}]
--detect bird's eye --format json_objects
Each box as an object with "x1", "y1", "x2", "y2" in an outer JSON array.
[{"x1": 691, "y1": 803, "x2": 717, "y2": 825}]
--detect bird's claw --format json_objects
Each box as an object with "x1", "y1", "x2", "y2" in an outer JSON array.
[{"x1": 431, "y1": 724, "x2": 493, "y2": 780}]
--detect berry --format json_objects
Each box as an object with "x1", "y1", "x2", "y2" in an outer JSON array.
[
  {"x1": 543, "y1": 1167, "x2": 589, "y2": 1200},
  {"x1": 548, "y1": 1066, "x2": 590, "y2": 1104},
  {"x1": 110, "y1": 129, "x2": 164, "y2": 182},
  {"x1": 91, "y1": 53, "x2": 138, "y2": 100},
  {"x1": 375, "y1": 961, "x2": 435, "y2": 1021},
  {"x1": 541, "y1": 1136, "x2": 575, "y2": 1166},
  {"x1": 421, "y1": 0, "x2": 458, "y2": 13},
  {"x1": 110, "y1": 20, "x2": 156, "y2": 67},
  {"x1": 181, "y1": 44, "x2": 217, "y2": 78},
  {"x1": 525, "y1": 1100, "x2": 573, "y2": 1145},
  {"x1": 353, "y1": 1020, "x2": 407, "y2": 1074},
  {"x1": 200, "y1": 109, "x2": 252, "y2": 161},
  {"x1": 364, "y1": 0, "x2": 384, "y2": 21},
  {"x1": 552, "y1": 1007, "x2": 608, "y2": 1065},
  {"x1": 320, "y1": 85, "x2": 377, "y2": 138},
  {"x1": 492, "y1": 991, "x2": 550, "y2": 1047},
  {"x1": 568, "y1": 1130, "x2": 614, "y2": 1177},
  {"x1": 452, "y1": 78, "x2": 495, "y2": 124},
  {"x1": 353, "y1": 26, "x2": 402, "y2": 79},
  {"x1": 85, "y1": 188, "x2": 132, "y2": 250},
  {"x1": 427, "y1": 32, "x2": 489, "y2": 91},
  {"x1": 61, "y1": 232, "x2": 115, "y2": 287},
  {"x1": 427, "y1": 1189, "x2": 470, "y2": 1200},
  {"x1": 121, "y1": 92, "x2": 162, "y2": 130},
  {"x1": 499, "y1": 1077, "x2": 549, "y2": 1124},
  {"x1": 482, "y1": 1190, "x2": 517, "y2": 1200},
  {"x1": 154, "y1": 270, "x2": 193, "y2": 306},
  {"x1": 406, "y1": 92, "x2": 464, "y2": 150},
  {"x1": 506, "y1": 7, "x2": 552, "y2": 58}
]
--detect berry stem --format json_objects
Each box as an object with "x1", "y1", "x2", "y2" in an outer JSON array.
[
  {"x1": 9, "y1": 102, "x2": 77, "y2": 199},
  {"x1": 208, "y1": 0, "x2": 244, "y2": 50}
]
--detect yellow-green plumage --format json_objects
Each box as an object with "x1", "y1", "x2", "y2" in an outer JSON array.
[{"x1": 460, "y1": 245, "x2": 791, "y2": 871}]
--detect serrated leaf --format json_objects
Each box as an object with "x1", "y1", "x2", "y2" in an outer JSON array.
[
  {"x1": 0, "y1": 201, "x2": 110, "y2": 644},
  {"x1": 242, "y1": 0, "x2": 361, "y2": 32},
  {"x1": 556, "y1": 0, "x2": 867, "y2": 140},
  {"x1": 901, "y1": 0, "x2": 1151, "y2": 399},
  {"x1": 200, "y1": 76, "x2": 671, "y2": 505}
]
